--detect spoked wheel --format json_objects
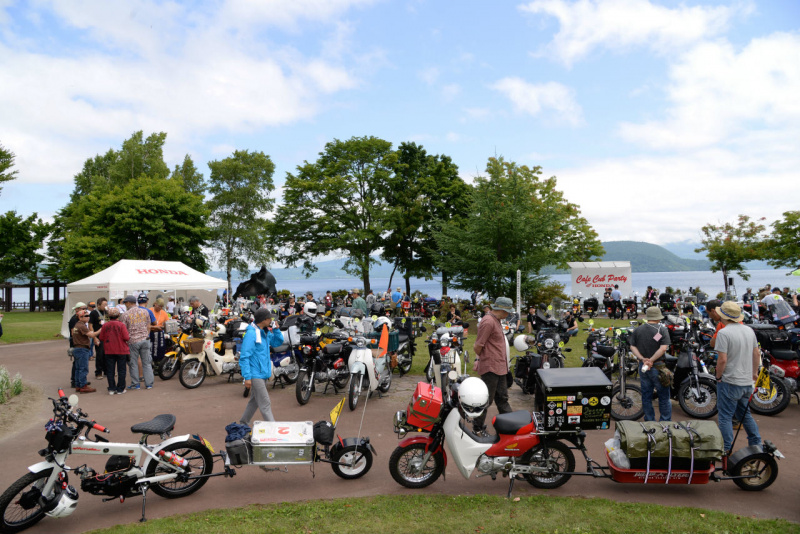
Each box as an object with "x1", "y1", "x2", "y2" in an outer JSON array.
[
  {"x1": 333, "y1": 370, "x2": 350, "y2": 391},
  {"x1": 281, "y1": 354, "x2": 301, "y2": 384},
  {"x1": 523, "y1": 440, "x2": 575, "y2": 489},
  {"x1": 389, "y1": 443, "x2": 444, "y2": 489},
  {"x1": 678, "y1": 377, "x2": 717, "y2": 419},
  {"x1": 147, "y1": 441, "x2": 213, "y2": 498},
  {"x1": 348, "y1": 372, "x2": 364, "y2": 411},
  {"x1": 296, "y1": 371, "x2": 312, "y2": 405},
  {"x1": 0, "y1": 469, "x2": 53, "y2": 533},
  {"x1": 547, "y1": 356, "x2": 563, "y2": 369},
  {"x1": 378, "y1": 367, "x2": 392, "y2": 393},
  {"x1": 179, "y1": 360, "x2": 206, "y2": 389},
  {"x1": 396, "y1": 350, "x2": 413, "y2": 376},
  {"x1": 610, "y1": 384, "x2": 644, "y2": 421},
  {"x1": 731, "y1": 453, "x2": 779, "y2": 491},
  {"x1": 750, "y1": 376, "x2": 791, "y2": 416},
  {"x1": 330, "y1": 444, "x2": 373, "y2": 480},
  {"x1": 159, "y1": 354, "x2": 180, "y2": 380}
]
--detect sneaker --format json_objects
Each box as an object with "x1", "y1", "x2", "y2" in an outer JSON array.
[
  {"x1": 95, "y1": 373, "x2": 104, "y2": 379},
  {"x1": 732, "y1": 420, "x2": 743, "y2": 430},
  {"x1": 109, "y1": 391, "x2": 116, "y2": 396},
  {"x1": 146, "y1": 386, "x2": 153, "y2": 390},
  {"x1": 77, "y1": 386, "x2": 96, "y2": 393},
  {"x1": 117, "y1": 389, "x2": 127, "y2": 395},
  {"x1": 127, "y1": 384, "x2": 141, "y2": 390}
]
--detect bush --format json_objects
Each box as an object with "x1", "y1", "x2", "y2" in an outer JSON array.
[{"x1": 0, "y1": 366, "x2": 22, "y2": 403}]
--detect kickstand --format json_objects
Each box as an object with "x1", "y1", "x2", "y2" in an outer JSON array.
[
  {"x1": 139, "y1": 484, "x2": 149, "y2": 523},
  {"x1": 507, "y1": 474, "x2": 516, "y2": 498}
]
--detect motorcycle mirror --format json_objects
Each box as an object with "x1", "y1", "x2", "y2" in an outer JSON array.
[
  {"x1": 68, "y1": 394, "x2": 79, "y2": 407},
  {"x1": 564, "y1": 348, "x2": 572, "y2": 352},
  {"x1": 420, "y1": 326, "x2": 428, "y2": 332},
  {"x1": 334, "y1": 319, "x2": 345, "y2": 329},
  {"x1": 576, "y1": 316, "x2": 585, "y2": 322}
]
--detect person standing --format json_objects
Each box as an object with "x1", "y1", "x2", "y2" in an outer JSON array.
[
  {"x1": 629, "y1": 306, "x2": 672, "y2": 422},
  {"x1": 714, "y1": 301, "x2": 761, "y2": 454},
  {"x1": 149, "y1": 297, "x2": 169, "y2": 368},
  {"x1": 239, "y1": 308, "x2": 284, "y2": 424},
  {"x1": 68, "y1": 302, "x2": 88, "y2": 389},
  {"x1": 351, "y1": 290, "x2": 367, "y2": 315},
  {"x1": 166, "y1": 296, "x2": 176, "y2": 315},
  {"x1": 391, "y1": 287, "x2": 402, "y2": 316},
  {"x1": 189, "y1": 296, "x2": 210, "y2": 321},
  {"x1": 472, "y1": 297, "x2": 514, "y2": 435},
  {"x1": 122, "y1": 294, "x2": 156, "y2": 390},
  {"x1": 324, "y1": 290, "x2": 333, "y2": 311},
  {"x1": 89, "y1": 298, "x2": 109, "y2": 379},
  {"x1": 365, "y1": 290, "x2": 376, "y2": 308},
  {"x1": 71, "y1": 311, "x2": 96, "y2": 393},
  {"x1": 705, "y1": 299, "x2": 724, "y2": 349},
  {"x1": 610, "y1": 284, "x2": 622, "y2": 317},
  {"x1": 89, "y1": 308, "x2": 129, "y2": 395},
  {"x1": 742, "y1": 288, "x2": 754, "y2": 304}
]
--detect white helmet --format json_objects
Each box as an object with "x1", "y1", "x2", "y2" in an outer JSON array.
[
  {"x1": 304, "y1": 302, "x2": 317, "y2": 317},
  {"x1": 513, "y1": 334, "x2": 530, "y2": 352},
  {"x1": 45, "y1": 485, "x2": 79, "y2": 518},
  {"x1": 458, "y1": 377, "x2": 489, "y2": 419},
  {"x1": 181, "y1": 305, "x2": 192, "y2": 314},
  {"x1": 373, "y1": 316, "x2": 391, "y2": 330}
]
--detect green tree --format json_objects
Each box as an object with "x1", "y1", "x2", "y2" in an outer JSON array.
[
  {"x1": 172, "y1": 154, "x2": 206, "y2": 196},
  {"x1": 0, "y1": 211, "x2": 50, "y2": 283},
  {"x1": 382, "y1": 142, "x2": 471, "y2": 295},
  {"x1": 273, "y1": 136, "x2": 396, "y2": 293},
  {"x1": 764, "y1": 211, "x2": 800, "y2": 269},
  {"x1": 695, "y1": 215, "x2": 767, "y2": 292},
  {"x1": 435, "y1": 156, "x2": 603, "y2": 302},
  {"x1": 206, "y1": 150, "x2": 276, "y2": 291},
  {"x1": 0, "y1": 142, "x2": 18, "y2": 195}
]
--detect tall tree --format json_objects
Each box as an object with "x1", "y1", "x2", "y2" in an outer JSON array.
[
  {"x1": 0, "y1": 141, "x2": 18, "y2": 195},
  {"x1": 764, "y1": 211, "x2": 800, "y2": 269},
  {"x1": 273, "y1": 136, "x2": 396, "y2": 293},
  {"x1": 435, "y1": 156, "x2": 602, "y2": 302},
  {"x1": 695, "y1": 215, "x2": 767, "y2": 292},
  {"x1": 172, "y1": 154, "x2": 206, "y2": 196},
  {"x1": 0, "y1": 211, "x2": 50, "y2": 283},
  {"x1": 206, "y1": 150, "x2": 276, "y2": 292}
]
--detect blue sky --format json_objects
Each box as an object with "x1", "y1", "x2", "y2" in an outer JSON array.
[{"x1": 1, "y1": 0, "x2": 798, "y2": 249}]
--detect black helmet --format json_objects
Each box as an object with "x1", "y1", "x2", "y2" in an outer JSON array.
[{"x1": 370, "y1": 302, "x2": 385, "y2": 316}]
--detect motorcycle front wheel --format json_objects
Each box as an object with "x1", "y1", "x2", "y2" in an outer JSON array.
[
  {"x1": 610, "y1": 384, "x2": 644, "y2": 421},
  {"x1": 731, "y1": 453, "x2": 779, "y2": 491},
  {"x1": 179, "y1": 360, "x2": 206, "y2": 389},
  {"x1": 678, "y1": 377, "x2": 717, "y2": 419},
  {"x1": 396, "y1": 348, "x2": 413, "y2": 375},
  {"x1": 330, "y1": 444, "x2": 373, "y2": 480},
  {"x1": 147, "y1": 441, "x2": 213, "y2": 498},
  {"x1": 348, "y1": 372, "x2": 363, "y2": 411},
  {"x1": 389, "y1": 443, "x2": 444, "y2": 489},
  {"x1": 523, "y1": 440, "x2": 575, "y2": 489},
  {"x1": 296, "y1": 371, "x2": 312, "y2": 405},
  {"x1": 280, "y1": 354, "x2": 301, "y2": 385},
  {"x1": 0, "y1": 469, "x2": 53, "y2": 533},
  {"x1": 159, "y1": 354, "x2": 180, "y2": 380},
  {"x1": 750, "y1": 376, "x2": 791, "y2": 416}
]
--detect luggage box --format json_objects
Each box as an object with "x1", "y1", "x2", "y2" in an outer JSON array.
[
  {"x1": 250, "y1": 421, "x2": 315, "y2": 465},
  {"x1": 749, "y1": 324, "x2": 791, "y2": 351},
  {"x1": 225, "y1": 438, "x2": 252, "y2": 465},
  {"x1": 406, "y1": 382, "x2": 443, "y2": 431},
  {"x1": 534, "y1": 367, "x2": 613, "y2": 431},
  {"x1": 164, "y1": 320, "x2": 179, "y2": 335}
]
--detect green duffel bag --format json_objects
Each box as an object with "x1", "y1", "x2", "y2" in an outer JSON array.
[{"x1": 616, "y1": 420, "x2": 724, "y2": 461}]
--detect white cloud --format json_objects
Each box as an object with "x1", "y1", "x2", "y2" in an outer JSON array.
[
  {"x1": 418, "y1": 66, "x2": 439, "y2": 85},
  {"x1": 520, "y1": 0, "x2": 745, "y2": 66},
  {"x1": 619, "y1": 32, "x2": 800, "y2": 149},
  {"x1": 491, "y1": 77, "x2": 583, "y2": 125},
  {"x1": 441, "y1": 83, "x2": 461, "y2": 100}
]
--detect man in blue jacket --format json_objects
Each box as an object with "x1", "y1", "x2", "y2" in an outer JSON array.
[{"x1": 239, "y1": 308, "x2": 284, "y2": 424}]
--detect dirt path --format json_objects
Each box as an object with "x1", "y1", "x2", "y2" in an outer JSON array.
[{"x1": 1, "y1": 340, "x2": 798, "y2": 534}]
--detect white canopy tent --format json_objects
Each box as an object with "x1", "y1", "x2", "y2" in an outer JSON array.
[
  {"x1": 61, "y1": 259, "x2": 227, "y2": 337},
  {"x1": 567, "y1": 261, "x2": 633, "y2": 298}
]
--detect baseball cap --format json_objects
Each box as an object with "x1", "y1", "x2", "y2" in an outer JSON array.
[
  {"x1": 122, "y1": 295, "x2": 137, "y2": 304},
  {"x1": 72, "y1": 302, "x2": 87, "y2": 310}
]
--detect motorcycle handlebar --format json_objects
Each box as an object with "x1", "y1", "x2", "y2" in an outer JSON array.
[{"x1": 92, "y1": 422, "x2": 110, "y2": 433}]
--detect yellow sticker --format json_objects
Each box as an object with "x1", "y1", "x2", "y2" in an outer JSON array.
[
  {"x1": 330, "y1": 397, "x2": 345, "y2": 427},
  {"x1": 401, "y1": 318, "x2": 406, "y2": 324},
  {"x1": 445, "y1": 322, "x2": 451, "y2": 327},
  {"x1": 202, "y1": 438, "x2": 215, "y2": 454},
  {"x1": 615, "y1": 329, "x2": 621, "y2": 335},
  {"x1": 547, "y1": 305, "x2": 553, "y2": 311},
  {"x1": 371, "y1": 315, "x2": 378, "y2": 321},
  {"x1": 558, "y1": 341, "x2": 564, "y2": 348},
  {"x1": 589, "y1": 397, "x2": 599, "y2": 406},
  {"x1": 547, "y1": 396, "x2": 567, "y2": 402}
]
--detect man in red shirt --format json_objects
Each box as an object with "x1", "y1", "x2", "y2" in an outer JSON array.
[{"x1": 472, "y1": 296, "x2": 514, "y2": 434}]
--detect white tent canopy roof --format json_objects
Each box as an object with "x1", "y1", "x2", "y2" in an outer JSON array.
[
  {"x1": 567, "y1": 261, "x2": 631, "y2": 269},
  {"x1": 67, "y1": 259, "x2": 227, "y2": 292}
]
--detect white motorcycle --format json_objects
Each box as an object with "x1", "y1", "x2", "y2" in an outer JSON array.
[
  {"x1": 0, "y1": 390, "x2": 230, "y2": 532},
  {"x1": 347, "y1": 317, "x2": 393, "y2": 411},
  {"x1": 179, "y1": 324, "x2": 241, "y2": 389}
]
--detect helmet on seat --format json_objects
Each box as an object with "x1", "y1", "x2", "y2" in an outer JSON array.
[
  {"x1": 373, "y1": 316, "x2": 391, "y2": 331},
  {"x1": 304, "y1": 302, "x2": 317, "y2": 317},
  {"x1": 513, "y1": 334, "x2": 530, "y2": 352},
  {"x1": 370, "y1": 302, "x2": 385, "y2": 316},
  {"x1": 458, "y1": 377, "x2": 489, "y2": 419}
]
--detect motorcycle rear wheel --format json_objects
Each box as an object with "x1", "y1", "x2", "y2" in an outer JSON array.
[
  {"x1": 523, "y1": 440, "x2": 575, "y2": 489},
  {"x1": 0, "y1": 469, "x2": 53, "y2": 533},
  {"x1": 281, "y1": 354, "x2": 300, "y2": 385},
  {"x1": 159, "y1": 354, "x2": 180, "y2": 380},
  {"x1": 389, "y1": 443, "x2": 444, "y2": 489},
  {"x1": 749, "y1": 376, "x2": 790, "y2": 416},
  {"x1": 378, "y1": 367, "x2": 392, "y2": 393},
  {"x1": 731, "y1": 453, "x2": 778, "y2": 491},
  {"x1": 296, "y1": 371, "x2": 312, "y2": 405},
  {"x1": 678, "y1": 377, "x2": 717, "y2": 419},
  {"x1": 330, "y1": 444, "x2": 373, "y2": 480},
  {"x1": 147, "y1": 441, "x2": 213, "y2": 498},
  {"x1": 179, "y1": 360, "x2": 206, "y2": 389},
  {"x1": 348, "y1": 372, "x2": 363, "y2": 411},
  {"x1": 610, "y1": 384, "x2": 644, "y2": 421}
]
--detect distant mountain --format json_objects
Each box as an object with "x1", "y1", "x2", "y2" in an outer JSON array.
[
  {"x1": 601, "y1": 241, "x2": 711, "y2": 272},
  {"x1": 661, "y1": 240, "x2": 773, "y2": 270}
]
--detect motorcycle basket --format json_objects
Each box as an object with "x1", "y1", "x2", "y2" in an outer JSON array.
[{"x1": 185, "y1": 338, "x2": 205, "y2": 354}]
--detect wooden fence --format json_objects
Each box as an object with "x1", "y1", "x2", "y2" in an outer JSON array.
[{"x1": 0, "y1": 281, "x2": 67, "y2": 312}]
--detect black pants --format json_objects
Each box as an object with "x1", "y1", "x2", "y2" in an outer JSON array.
[
  {"x1": 473, "y1": 371, "x2": 513, "y2": 432},
  {"x1": 94, "y1": 341, "x2": 106, "y2": 377}
]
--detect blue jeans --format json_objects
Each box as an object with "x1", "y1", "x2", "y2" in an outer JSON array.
[
  {"x1": 717, "y1": 381, "x2": 761, "y2": 453},
  {"x1": 73, "y1": 348, "x2": 90, "y2": 388},
  {"x1": 639, "y1": 362, "x2": 671, "y2": 421}
]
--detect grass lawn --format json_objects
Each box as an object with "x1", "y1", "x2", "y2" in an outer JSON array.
[
  {"x1": 86, "y1": 494, "x2": 798, "y2": 534},
  {"x1": 0, "y1": 311, "x2": 64, "y2": 344}
]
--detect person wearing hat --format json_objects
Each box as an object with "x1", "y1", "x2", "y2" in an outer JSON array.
[
  {"x1": 391, "y1": 287, "x2": 403, "y2": 316},
  {"x1": 68, "y1": 302, "x2": 89, "y2": 389},
  {"x1": 71, "y1": 311, "x2": 96, "y2": 393},
  {"x1": 760, "y1": 286, "x2": 785, "y2": 311},
  {"x1": 239, "y1": 308, "x2": 284, "y2": 425},
  {"x1": 472, "y1": 297, "x2": 515, "y2": 435},
  {"x1": 629, "y1": 306, "x2": 672, "y2": 421},
  {"x1": 705, "y1": 299, "x2": 723, "y2": 348},
  {"x1": 351, "y1": 290, "x2": 367, "y2": 315},
  {"x1": 715, "y1": 301, "x2": 761, "y2": 454},
  {"x1": 122, "y1": 294, "x2": 157, "y2": 390}
]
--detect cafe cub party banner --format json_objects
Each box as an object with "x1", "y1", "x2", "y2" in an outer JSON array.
[{"x1": 567, "y1": 261, "x2": 632, "y2": 297}]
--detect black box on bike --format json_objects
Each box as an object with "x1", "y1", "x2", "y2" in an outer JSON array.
[{"x1": 534, "y1": 367, "x2": 613, "y2": 431}]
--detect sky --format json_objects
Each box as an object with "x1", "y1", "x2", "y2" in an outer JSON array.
[{"x1": 0, "y1": 0, "x2": 798, "y2": 249}]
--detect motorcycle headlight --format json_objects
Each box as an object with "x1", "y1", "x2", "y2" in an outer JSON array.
[
  {"x1": 544, "y1": 338, "x2": 555, "y2": 349},
  {"x1": 356, "y1": 337, "x2": 367, "y2": 348}
]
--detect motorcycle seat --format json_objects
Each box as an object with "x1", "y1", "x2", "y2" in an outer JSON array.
[
  {"x1": 458, "y1": 420, "x2": 499, "y2": 444},
  {"x1": 663, "y1": 354, "x2": 678, "y2": 366},
  {"x1": 771, "y1": 349, "x2": 798, "y2": 361},
  {"x1": 322, "y1": 343, "x2": 343, "y2": 355},
  {"x1": 131, "y1": 414, "x2": 176, "y2": 435},
  {"x1": 272, "y1": 343, "x2": 290, "y2": 353},
  {"x1": 398, "y1": 333, "x2": 409, "y2": 344},
  {"x1": 592, "y1": 344, "x2": 616, "y2": 358},
  {"x1": 492, "y1": 410, "x2": 533, "y2": 435}
]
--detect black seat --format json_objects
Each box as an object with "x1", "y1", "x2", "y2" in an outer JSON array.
[
  {"x1": 592, "y1": 344, "x2": 616, "y2": 358},
  {"x1": 458, "y1": 420, "x2": 499, "y2": 444},
  {"x1": 493, "y1": 410, "x2": 533, "y2": 435},
  {"x1": 771, "y1": 349, "x2": 798, "y2": 361},
  {"x1": 398, "y1": 333, "x2": 409, "y2": 344},
  {"x1": 322, "y1": 343, "x2": 342, "y2": 355},
  {"x1": 131, "y1": 414, "x2": 176, "y2": 435},
  {"x1": 272, "y1": 343, "x2": 290, "y2": 353}
]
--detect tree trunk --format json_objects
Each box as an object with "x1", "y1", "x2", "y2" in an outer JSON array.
[
  {"x1": 387, "y1": 262, "x2": 398, "y2": 292},
  {"x1": 405, "y1": 275, "x2": 411, "y2": 297},
  {"x1": 441, "y1": 271, "x2": 449, "y2": 297},
  {"x1": 362, "y1": 265, "x2": 371, "y2": 295},
  {"x1": 722, "y1": 268, "x2": 729, "y2": 293}
]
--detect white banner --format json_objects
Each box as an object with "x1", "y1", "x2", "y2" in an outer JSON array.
[{"x1": 567, "y1": 262, "x2": 632, "y2": 298}]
